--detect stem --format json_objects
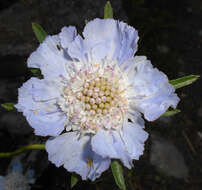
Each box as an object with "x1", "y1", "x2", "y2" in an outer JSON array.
[{"x1": 0, "y1": 144, "x2": 45, "y2": 158}]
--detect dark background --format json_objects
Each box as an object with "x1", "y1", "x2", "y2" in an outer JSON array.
[{"x1": 0, "y1": 0, "x2": 201, "y2": 189}]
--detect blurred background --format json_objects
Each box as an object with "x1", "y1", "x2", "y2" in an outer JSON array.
[{"x1": 0, "y1": 0, "x2": 201, "y2": 189}]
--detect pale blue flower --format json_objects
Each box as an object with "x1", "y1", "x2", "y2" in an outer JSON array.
[{"x1": 16, "y1": 18, "x2": 179, "y2": 180}]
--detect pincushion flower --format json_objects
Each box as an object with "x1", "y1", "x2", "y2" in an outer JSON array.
[{"x1": 15, "y1": 18, "x2": 179, "y2": 180}]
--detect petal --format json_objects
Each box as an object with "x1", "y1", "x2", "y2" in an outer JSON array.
[
  {"x1": 46, "y1": 132, "x2": 110, "y2": 181},
  {"x1": 68, "y1": 35, "x2": 90, "y2": 62},
  {"x1": 15, "y1": 78, "x2": 66, "y2": 136},
  {"x1": 68, "y1": 18, "x2": 139, "y2": 63},
  {"x1": 127, "y1": 57, "x2": 180, "y2": 121},
  {"x1": 134, "y1": 86, "x2": 179, "y2": 121},
  {"x1": 122, "y1": 122, "x2": 148, "y2": 160},
  {"x1": 31, "y1": 78, "x2": 61, "y2": 101},
  {"x1": 59, "y1": 26, "x2": 77, "y2": 49},
  {"x1": 27, "y1": 35, "x2": 69, "y2": 80},
  {"x1": 0, "y1": 176, "x2": 5, "y2": 190},
  {"x1": 83, "y1": 19, "x2": 139, "y2": 63},
  {"x1": 91, "y1": 122, "x2": 148, "y2": 169},
  {"x1": 25, "y1": 111, "x2": 66, "y2": 136}
]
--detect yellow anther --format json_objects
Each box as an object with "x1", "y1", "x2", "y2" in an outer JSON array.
[
  {"x1": 85, "y1": 96, "x2": 90, "y2": 102},
  {"x1": 104, "y1": 103, "x2": 110, "y2": 109},
  {"x1": 105, "y1": 90, "x2": 110, "y2": 96},
  {"x1": 92, "y1": 104, "x2": 98, "y2": 110},
  {"x1": 99, "y1": 103, "x2": 104, "y2": 108},
  {"x1": 86, "y1": 158, "x2": 93, "y2": 168},
  {"x1": 33, "y1": 110, "x2": 38, "y2": 114},
  {"x1": 85, "y1": 104, "x2": 91, "y2": 110},
  {"x1": 90, "y1": 98, "x2": 95, "y2": 104},
  {"x1": 101, "y1": 86, "x2": 106, "y2": 91},
  {"x1": 97, "y1": 109, "x2": 102, "y2": 114}
]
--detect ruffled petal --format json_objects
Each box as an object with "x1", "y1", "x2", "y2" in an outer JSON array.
[
  {"x1": 27, "y1": 35, "x2": 69, "y2": 80},
  {"x1": 15, "y1": 78, "x2": 66, "y2": 136},
  {"x1": 68, "y1": 35, "x2": 90, "y2": 62},
  {"x1": 59, "y1": 26, "x2": 77, "y2": 49},
  {"x1": 46, "y1": 132, "x2": 110, "y2": 181},
  {"x1": 122, "y1": 122, "x2": 148, "y2": 160},
  {"x1": 68, "y1": 18, "x2": 138, "y2": 63},
  {"x1": 91, "y1": 122, "x2": 148, "y2": 169},
  {"x1": 126, "y1": 56, "x2": 180, "y2": 121}
]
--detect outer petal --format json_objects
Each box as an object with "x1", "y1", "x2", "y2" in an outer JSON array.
[
  {"x1": 46, "y1": 132, "x2": 110, "y2": 181},
  {"x1": 59, "y1": 26, "x2": 77, "y2": 49},
  {"x1": 68, "y1": 18, "x2": 139, "y2": 63},
  {"x1": 122, "y1": 122, "x2": 148, "y2": 160},
  {"x1": 27, "y1": 35, "x2": 69, "y2": 80},
  {"x1": 125, "y1": 56, "x2": 180, "y2": 121},
  {"x1": 15, "y1": 78, "x2": 66, "y2": 136},
  {"x1": 68, "y1": 35, "x2": 90, "y2": 62},
  {"x1": 0, "y1": 176, "x2": 5, "y2": 190},
  {"x1": 91, "y1": 122, "x2": 148, "y2": 169}
]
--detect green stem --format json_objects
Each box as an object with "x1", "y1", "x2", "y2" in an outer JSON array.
[{"x1": 0, "y1": 144, "x2": 45, "y2": 158}]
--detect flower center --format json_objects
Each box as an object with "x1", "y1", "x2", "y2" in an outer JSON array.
[
  {"x1": 61, "y1": 62, "x2": 130, "y2": 134},
  {"x1": 76, "y1": 77, "x2": 120, "y2": 116}
]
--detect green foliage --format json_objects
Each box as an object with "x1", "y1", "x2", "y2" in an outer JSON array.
[
  {"x1": 170, "y1": 75, "x2": 199, "y2": 89},
  {"x1": 71, "y1": 174, "x2": 79, "y2": 188},
  {"x1": 163, "y1": 109, "x2": 180, "y2": 117},
  {"x1": 0, "y1": 144, "x2": 45, "y2": 158},
  {"x1": 30, "y1": 23, "x2": 47, "y2": 77},
  {"x1": 32, "y1": 22, "x2": 47, "y2": 43},
  {"x1": 1, "y1": 103, "x2": 15, "y2": 111},
  {"x1": 30, "y1": 68, "x2": 43, "y2": 78},
  {"x1": 104, "y1": 1, "x2": 113, "y2": 19},
  {"x1": 111, "y1": 160, "x2": 126, "y2": 190}
]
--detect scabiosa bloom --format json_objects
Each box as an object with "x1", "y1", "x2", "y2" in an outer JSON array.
[{"x1": 15, "y1": 18, "x2": 179, "y2": 180}]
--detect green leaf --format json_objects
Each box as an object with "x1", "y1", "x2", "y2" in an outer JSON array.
[
  {"x1": 170, "y1": 75, "x2": 199, "y2": 89},
  {"x1": 104, "y1": 1, "x2": 113, "y2": 19},
  {"x1": 1, "y1": 103, "x2": 15, "y2": 111},
  {"x1": 162, "y1": 109, "x2": 181, "y2": 117},
  {"x1": 71, "y1": 174, "x2": 79, "y2": 188},
  {"x1": 85, "y1": 19, "x2": 88, "y2": 24},
  {"x1": 32, "y1": 22, "x2": 47, "y2": 43},
  {"x1": 30, "y1": 68, "x2": 41, "y2": 75},
  {"x1": 30, "y1": 68, "x2": 43, "y2": 79},
  {"x1": 111, "y1": 160, "x2": 126, "y2": 190}
]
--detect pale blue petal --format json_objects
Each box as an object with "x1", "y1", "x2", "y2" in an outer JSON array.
[
  {"x1": 15, "y1": 78, "x2": 66, "y2": 136},
  {"x1": 91, "y1": 123, "x2": 148, "y2": 169},
  {"x1": 127, "y1": 57, "x2": 180, "y2": 121},
  {"x1": 31, "y1": 78, "x2": 61, "y2": 101},
  {"x1": 25, "y1": 111, "x2": 66, "y2": 136},
  {"x1": 46, "y1": 132, "x2": 110, "y2": 180},
  {"x1": 27, "y1": 35, "x2": 69, "y2": 80},
  {"x1": 59, "y1": 26, "x2": 77, "y2": 49},
  {"x1": 68, "y1": 18, "x2": 138, "y2": 63},
  {"x1": 122, "y1": 123, "x2": 148, "y2": 160},
  {"x1": 0, "y1": 176, "x2": 5, "y2": 190},
  {"x1": 83, "y1": 19, "x2": 139, "y2": 63},
  {"x1": 68, "y1": 35, "x2": 90, "y2": 62},
  {"x1": 134, "y1": 85, "x2": 179, "y2": 121}
]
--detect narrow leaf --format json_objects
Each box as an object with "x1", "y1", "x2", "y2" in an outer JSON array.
[
  {"x1": 170, "y1": 75, "x2": 199, "y2": 89},
  {"x1": 162, "y1": 109, "x2": 181, "y2": 117},
  {"x1": 104, "y1": 1, "x2": 113, "y2": 19},
  {"x1": 1, "y1": 103, "x2": 15, "y2": 111},
  {"x1": 111, "y1": 160, "x2": 126, "y2": 190},
  {"x1": 32, "y1": 22, "x2": 47, "y2": 43},
  {"x1": 71, "y1": 174, "x2": 79, "y2": 188},
  {"x1": 30, "y1": 68, "x2": 43, "y2": 78}
]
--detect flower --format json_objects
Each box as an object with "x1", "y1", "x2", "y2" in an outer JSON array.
[{"x1": 15, "y1": 18, "x2": 180, "y2": 180}]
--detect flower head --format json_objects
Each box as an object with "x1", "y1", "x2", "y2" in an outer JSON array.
[{"x1": 16, "y1": 18, "x2": 179, "y2": 180}]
